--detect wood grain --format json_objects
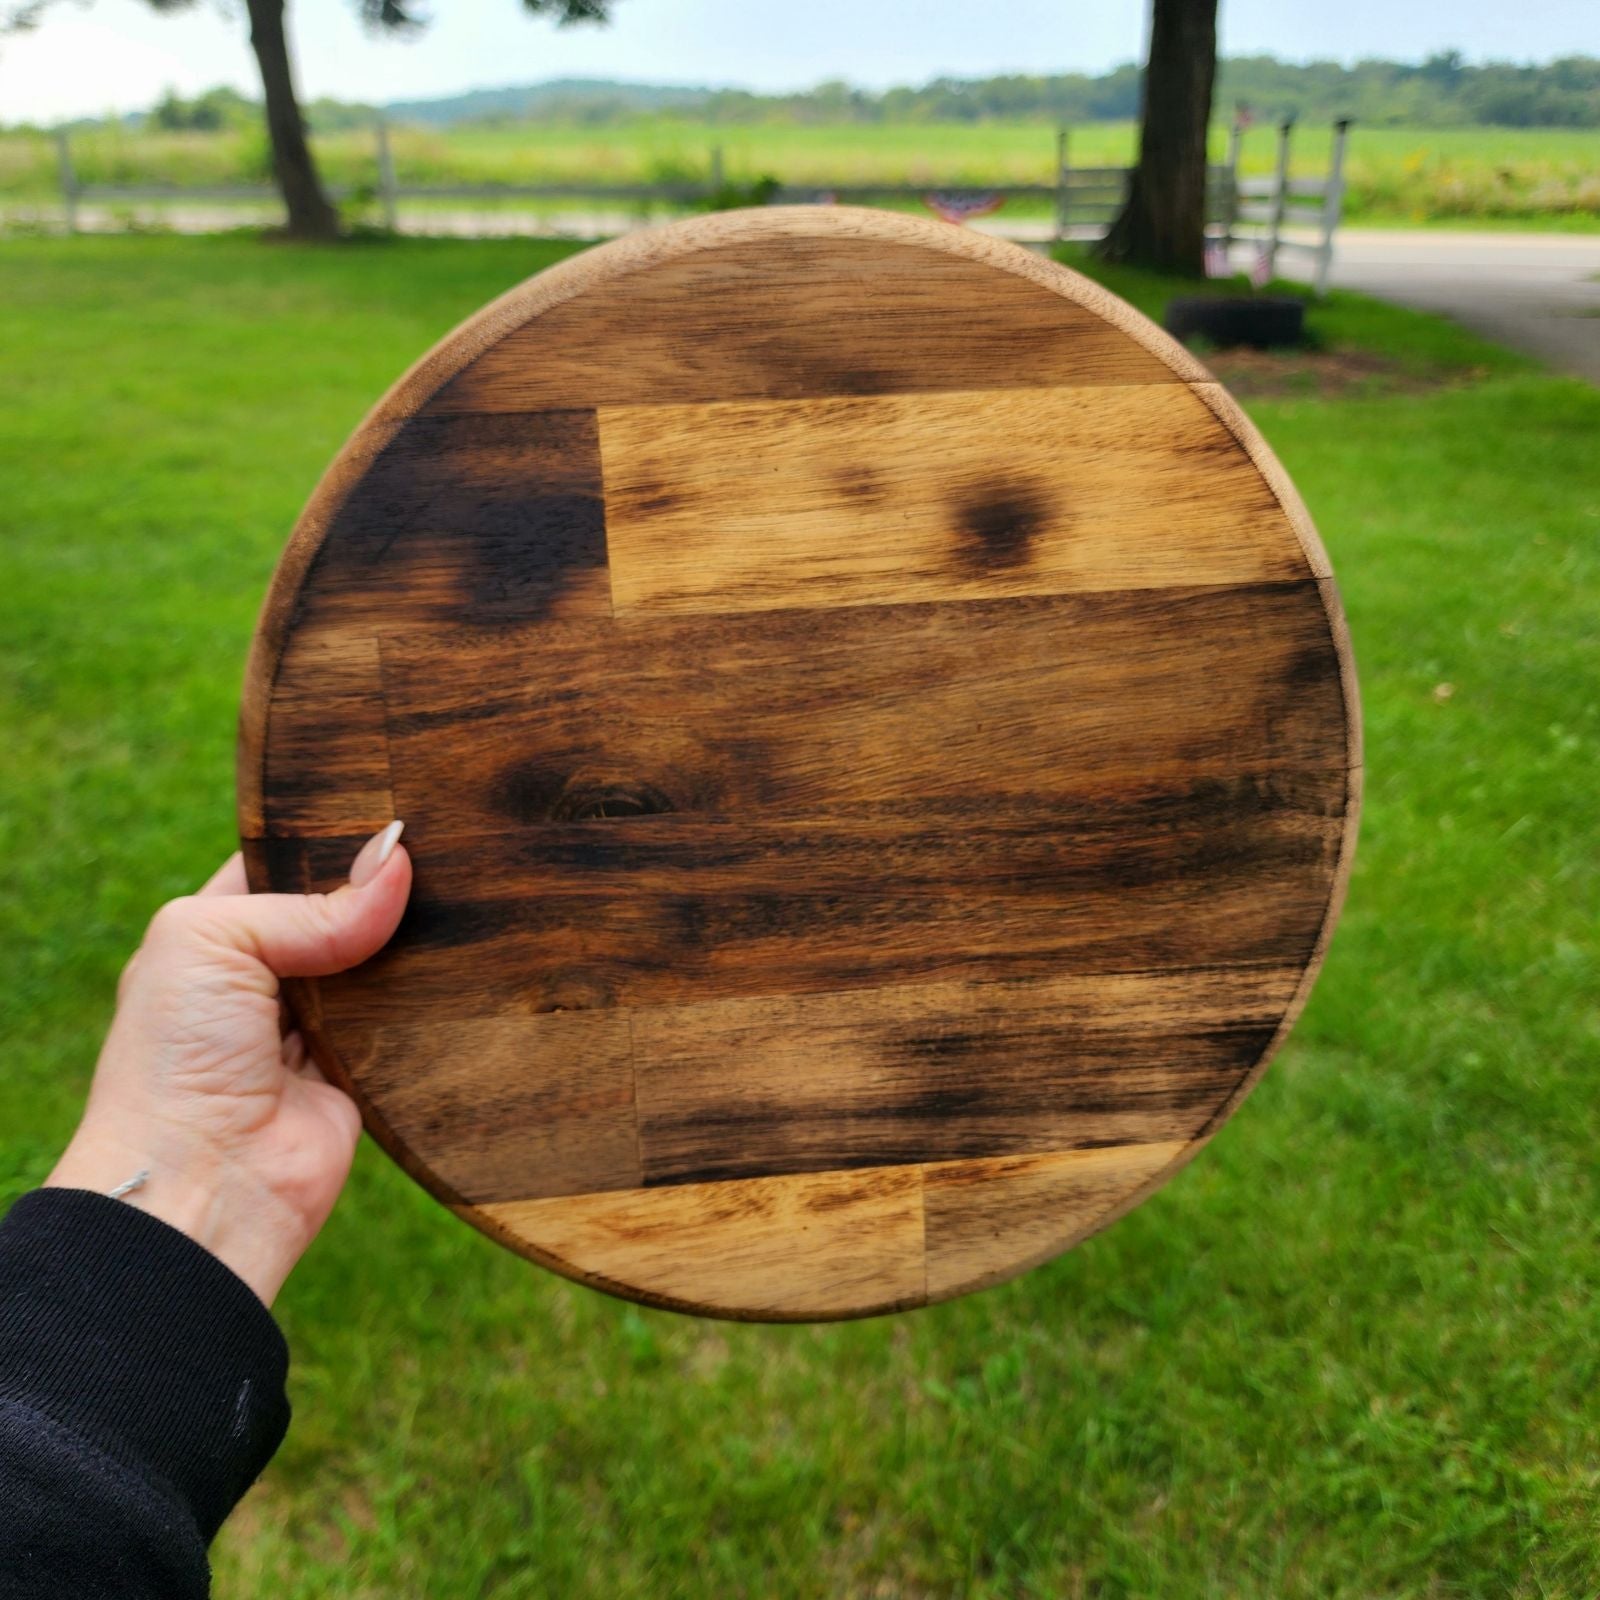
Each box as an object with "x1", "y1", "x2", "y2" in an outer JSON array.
[
  {"x1": 923, "y1": 1141, "x2": 1185, "y2": 1300},
  {"x1": 239, "y1": 207, "x2": 1360, "y2": 1321},
  {"x1": 471, "y1": 1165, "x2": 926, "y2": 1321},
  {"x1": 422, "y1": 235, "x2": 1184, "y2": 415},
  {"x1": 377, "y1": 583, "x2": 1345, "y2": 836},
  {"x1": 599, "y1": 384, "x2": 1300, "y2": 615}
]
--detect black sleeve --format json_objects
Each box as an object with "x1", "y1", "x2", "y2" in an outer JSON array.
[{"x1": 0, "y1": 1188, "x2": 292, "y2": 1599}]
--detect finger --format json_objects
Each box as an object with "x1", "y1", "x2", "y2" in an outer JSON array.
[
  {"x1": 197, "y1": 853, "x2": 249, "y2": 898},
  {"x1": 164, "y1": 824, "x2": 411, "y2": 980},
  {"x1": 282, "y1": 1029, "x2": 307, "y2": 1074}
]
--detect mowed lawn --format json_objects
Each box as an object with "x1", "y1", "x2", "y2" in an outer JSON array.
[{"x1": 1, "y1": 234, "x2": 1597, "y2": 1598}]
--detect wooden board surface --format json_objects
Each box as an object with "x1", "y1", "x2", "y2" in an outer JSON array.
[{"x1": 239, "y1": 207, "x2": 1360, "y2": 1321}]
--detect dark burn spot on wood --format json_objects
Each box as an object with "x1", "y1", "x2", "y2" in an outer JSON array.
[
  {"x1": 552, "y1": 780, "x2": 675, "y2": 823},
  {"x1": 318, "y1": 410, "x2": 609, "y2": 625},
  {"x1": 629, "y1": 486, "x2": 685, "y2": 518},
  {"x1": 493, "y1": 760, "x2": 676, "y2": 824},
  {"x1": 833, "y1": 466, "x2": 885, "y2": 504},
  {"x1": 491, "y1": 761, "x2": 570, "y2": 821},
  {"x1": 952, "y1": 480, "x2": 1051, "y2": 575},
  {"x1": 530, "y1": 970, "x2": 616, "y2": 1014}
]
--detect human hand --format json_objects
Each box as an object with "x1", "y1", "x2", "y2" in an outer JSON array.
[{"x1": 45, "y1": 823, "x2": 412, "y2": 1306}]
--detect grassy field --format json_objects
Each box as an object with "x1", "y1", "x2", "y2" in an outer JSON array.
[
  {"x1": 2, "y1": 119, "x2": 1598, "y2": 227},
  {"x1": 2, "y1": 232, "x2": 1598, "y2": 1596}
]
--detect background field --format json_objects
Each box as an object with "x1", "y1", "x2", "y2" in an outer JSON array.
[
  {"x1": 2, "y1": 234, "x2": 1598, "y2": 1595},
  {"x1": 3, "y1": 120, "x2": 1599, "y2": 227}
]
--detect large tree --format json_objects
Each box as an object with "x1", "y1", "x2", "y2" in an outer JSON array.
[
  {"x1": 1097, "y1": 0, "x2": 1219, "y2": 276},
  {"x1": 5, "y1": 0, "x2": 615, "y2": 240}
]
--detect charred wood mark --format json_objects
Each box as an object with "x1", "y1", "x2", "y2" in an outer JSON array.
[
  {"x1": 553, "y1": 780, "x2": 675, "y2": 822},
  {"x1": 491, "y1": 761, "x2": 677, "y2": 824},
  {"x1": 951, "y1": 479, "x2": 1052, "y2": 575},
  {"x1": 314, "y1": 410, "x2": 608, "y2": 625},
  {"x1": 833, "y1": 466, "x2": 886, "y2": 504}
]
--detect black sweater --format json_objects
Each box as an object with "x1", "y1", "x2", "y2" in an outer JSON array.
[{"x1": 0, "y1": 1189, "x2": 290, "y2": 1598}]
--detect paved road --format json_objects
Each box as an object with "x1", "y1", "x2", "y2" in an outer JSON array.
[{"x1": 1277, "y1": 228, "x2": 1600, "y2": 384}]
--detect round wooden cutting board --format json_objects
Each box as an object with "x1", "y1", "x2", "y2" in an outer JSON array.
[{"x1": 239, "y1": 207, "x2": 1359, "y2": 1322}]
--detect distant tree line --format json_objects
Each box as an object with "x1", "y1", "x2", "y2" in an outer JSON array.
[
  {"x1": 22, "y1": 51, "x2": 1600, "y2": 138},
  {"x1": 692, "y1": 53, "x2": 1600, "y2": 129}
]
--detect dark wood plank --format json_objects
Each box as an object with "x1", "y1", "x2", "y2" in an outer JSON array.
[
  {"x1": 261, "y1": 630, "x2": 392, "y2": 838},
  {"x1": 423, "y1": 236, "x2": 1183, "y2": 415},
  {"x1": 377, "y1": 582, "x2": 1347, "y2": 838},
  {"x1": 260, "y1": 771, "x2": 1342, "y2": 1029},
  {"x1": 305, "y1": 409, "x2": 610, "y2": 629},
  {"x1": 628, "y1": 963, "x2": 1295, "y2": 1187},
  {"x1": 361, "y1": 1009, "x2": 640, "y2": 1204}
]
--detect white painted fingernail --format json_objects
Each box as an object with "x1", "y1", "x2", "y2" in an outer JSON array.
[{"x1": 349, "y1": 820, "x2": 404, "y2": 889}]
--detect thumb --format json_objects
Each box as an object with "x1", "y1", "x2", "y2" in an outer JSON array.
[{"x1": 198, "y1": 822, "x2": 413, "y2": 978}]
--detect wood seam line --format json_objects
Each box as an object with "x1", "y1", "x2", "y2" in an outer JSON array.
[
  {"x1": 592, "y1": 379, "x2": 1218, "y2": 423},
  {"x1": 467, "y1": 1139, "x2": 1200, "y2": 1212},
  {"x1": 1185, "y1": 380, "x2": 1333, "y2": 580},
  {"x1": 394, "y1": 958, "x2": 1314, "y2": 1039},
  {"x1": 624, "y1": 1012, "x2": 645, "y2": 1189},
  {"x1": 917, "y1": 1164, "x2": 930, "y2": 1309},
  {"x1": 595, "y1": 407, "x2": 618, "y2": 622},
  {"x1": 372, "y1": 629, "x2": 400, "y2": 828},
  {"x1": 363, "y1": 579, "x2": 1337, "y2": 658},
  {"x1": 418, "y1": 374, "x2": 1214, "y2": 423}
]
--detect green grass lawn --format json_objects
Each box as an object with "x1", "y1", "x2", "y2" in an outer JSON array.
[
  {"x1": 2, "y1": 232, "x2": 1597, "y2": 1597},
  {"x1": 3, "y1": 120, "x2": 1598, "y2": 227}
]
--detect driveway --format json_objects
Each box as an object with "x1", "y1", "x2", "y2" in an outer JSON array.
[{"x1": 1278, "y1": 228, "x2": 1600, "y2": 385}]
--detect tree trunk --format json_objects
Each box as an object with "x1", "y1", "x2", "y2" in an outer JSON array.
[
  {"x1": 243, "y1": 0, "x2": 340, "y2": 240},
  {"x1": 1096, "y1": 0, "x2": 1218, "y2": 276}
]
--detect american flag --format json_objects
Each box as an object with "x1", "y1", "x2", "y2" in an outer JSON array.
[{"x1": 924, "y1": 192, "x2": 1007, "y2": 225}]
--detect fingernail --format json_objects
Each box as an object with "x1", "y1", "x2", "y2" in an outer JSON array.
[{"x1": 349, "y1": 820, "x2": 404, "y2": 889}]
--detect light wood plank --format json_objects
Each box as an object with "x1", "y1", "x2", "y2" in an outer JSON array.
[
  {"x1": 471, "y1": 1165, "x2": 926, "y2": 1321},
  {"x1": 598, "y1": 384, "x2": 1302, "y2": 616},
  {"x1": 924, "y1": 1141, "x2": 1184, "y2": 1300}
]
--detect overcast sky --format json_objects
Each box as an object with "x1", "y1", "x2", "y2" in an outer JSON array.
[{"x1": 3, "y1": 0, "x2": 1596, "y2": 124}]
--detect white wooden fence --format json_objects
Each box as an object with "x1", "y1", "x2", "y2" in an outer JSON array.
[{"x1": 47, "y1": 115, "x2": 1352, "y2": 290}]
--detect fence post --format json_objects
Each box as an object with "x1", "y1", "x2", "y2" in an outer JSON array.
[
  {"x1": 1315, "y1": 117, "x2": 1352, "y2": 297},
  {"x1": 374, "y1": 114, "x2": 398, "y2": 232},
  {"x1": 1222, "y1": 116, "x2": 1244, "y2": 255},
  {"x1": 1053, "y1": 126, "x2": 1069, "y2": 245},
  {"x1": 55, "y1": 129, "x2": 79, "y2": 236},
  {"x1": 1265, "y1": 115, "x2": 1294, "y2": 280}
]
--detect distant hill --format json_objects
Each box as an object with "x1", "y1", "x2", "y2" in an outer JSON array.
[
  {"x1": 383, "y1": 78, "x2": 719, "y2": 126},
  {"x1": 373, "y1": 55, "x2": 1600, "y2": 130},
  {"x1": 41, "y1": 53, "x2": 1600, "y2": 137}
]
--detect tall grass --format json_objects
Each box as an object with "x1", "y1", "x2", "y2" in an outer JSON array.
[{"x1": 4, "y1": 120, "x2": 1597, "y2": 225}]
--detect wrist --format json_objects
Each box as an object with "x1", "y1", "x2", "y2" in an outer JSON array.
[{"x1": 45, "y1": 1122, "x2": 306, "y2": 1306}]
